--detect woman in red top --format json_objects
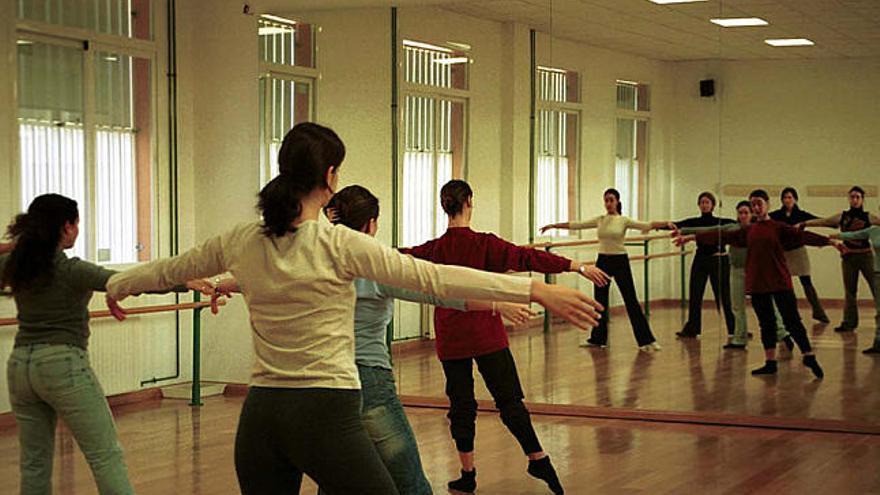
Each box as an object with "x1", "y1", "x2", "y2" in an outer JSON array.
[
  {"x1": 676, "y1": 189, "x2": 833, "y2": 378},
  {"x1": 402, "y1": 180, "x2": 608, "y2": 495}
]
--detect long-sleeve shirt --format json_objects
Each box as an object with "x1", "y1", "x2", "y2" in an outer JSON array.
[
  {"x1": 400, "y1": 226, "x2": 571, "y2": 360},
  {"x1": 807, "y1": 208, "x2": 880, "y2": 252},
  {"x1": 838, "y1": 226, "x2": 880, "y2": 272},
  {"x1": 695, "y1": 220, "x2": 829, "y2": 294},
  {"x1": 354, "y1": 279, "x2": 467, "y2": 370},
  {"x1": 672, "y1": 213, "x2": 738, "y2": 256},
  {"x1": 679, "y1": 224, "x2": 746, "y2": 268},
  {"x1": 568, "y1": 215, "x2": 652, "y2": 255},
  {"x1": 106, "y1": 221, "x2": 532, "y2": 390},
  {"x1": 0, "y1": 252, "x2": 115, "y2": 350},
  {"x1": 769, "y1": 206, "x2": 818, "y2": 251}
]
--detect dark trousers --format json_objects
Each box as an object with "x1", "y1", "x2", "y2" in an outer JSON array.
[
  {"x1": 590, "y1": 254, "x2": 656, "y2": 346},
  {"x1": 683, "y1": 254, "x2": 736, "y2": 335},
  {"x1": 798, "y1": 275, "x2": 828, "y2": 320},
  {"x1": 751, "y1": 291, "x2": 813, "y2": 353},
  {"x1": 441, "y1": 347, "x2": 542, "y2": 455},
  {"x1": 841, "y1": 253, "x2": 876, "y2": 329},
  {"x1": 234, "y1": 387, "x2": 399, "y2": 495}
]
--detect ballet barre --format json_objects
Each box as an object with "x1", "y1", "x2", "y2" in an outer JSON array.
[
  {"x1": 533, "y1": 233, "x2": 693, "y2": 334},
  {"x1": 0, "y1": 294, "x2": 226, "y2": 407}
]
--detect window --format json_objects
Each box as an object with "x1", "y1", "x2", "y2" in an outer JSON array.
[
  {"x1": 16, "y1": 27, "x2": 155, "y2": 264},
  {"x1": 615, "y1": 80, "x2": 650, "y2": 218},
  {"x1": 400, "y1": 39, "x2": 467, "y2": 248},
  {"x1": 535, "y1": 67, "x2": 580, "y2": 237},
  {"x1": 17, "y1": 0, "x2": 153, "y2": 40},
  {"x1": 258, "y1": 14, "x2": 317, "y2": 186}
]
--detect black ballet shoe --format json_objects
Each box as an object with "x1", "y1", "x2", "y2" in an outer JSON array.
[
  {"x1": 448, "y1": 469, "x2": 476, "y2": 493},
  {"x1": 527, "y1": 457, "x2": 564, "y2": 495},
  {"x1": 803, "y1": 355, "x2": 824, "y2": 379},
  {"x1": 676, "y1": 330, "x2": 698, "y2": 339},
  {"x1": 751, "y1": 360, "x2": 778, "y2": 375}
]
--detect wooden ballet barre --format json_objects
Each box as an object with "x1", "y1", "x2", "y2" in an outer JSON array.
[
  {"x1": 525, "y1": 233, "x2": 672, "y2": 250},
  {"x1": 0, "y1": 299, "x2": 227, "y2": 327}
]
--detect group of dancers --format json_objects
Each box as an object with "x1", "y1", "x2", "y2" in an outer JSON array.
[{"x1": 1, "y1": 121, "x2": 878, "y2": 495}]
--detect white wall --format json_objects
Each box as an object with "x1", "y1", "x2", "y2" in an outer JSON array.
[{"x1": 671, "y1": 57, "x2": 880, "y2": 300}]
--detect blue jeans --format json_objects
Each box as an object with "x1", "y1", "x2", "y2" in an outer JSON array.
[
  {"x1": 6, "y1": 344, "x2": 133, "y2": 495},
  {"x1": 317, "y1": 366, "x2": 432, "y2": 495}
]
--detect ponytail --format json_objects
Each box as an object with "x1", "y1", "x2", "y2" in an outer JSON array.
[
  {"x1": 258, "y1": 123, "x2": 346, "y2": 237},
  {"x1": 2, "y1": 194, "x2": 78, "y2": 291}
]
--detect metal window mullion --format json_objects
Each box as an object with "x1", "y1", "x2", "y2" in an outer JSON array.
[{"x1": 84, "y1": 42, "x2": 98, "y2": 261}]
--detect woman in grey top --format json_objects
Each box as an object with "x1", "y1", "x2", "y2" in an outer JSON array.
[{"x1": 2, "y1": 194, "x2": 135, "y2": 495}]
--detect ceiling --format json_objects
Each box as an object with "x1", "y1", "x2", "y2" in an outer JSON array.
[
  {"x1": 271, "y1": 0, "x2": 880, "y2": 61},
  {"x1": 443, "y1": 0, "x2": 880, "y2": 60}
]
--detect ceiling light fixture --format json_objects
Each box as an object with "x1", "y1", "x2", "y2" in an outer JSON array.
[
  {"x1": 648, "y1": 0, "x2": 708, "y2": 4},
  {"x1": 765, "y1": 38, "x2": 814, "y2": 47},
  {"x1": 403, "y1": 39, "x2": 452, "y2": 53},
  {"x1": 710, "y1": 17, "x2": 768, "y2": 27}
]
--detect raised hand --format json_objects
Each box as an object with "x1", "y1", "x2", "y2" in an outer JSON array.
[
  {"x1": 577, "y1": 264, "x2": 610, "y2": 287},
  {"x1": 531, "y1": 282, "x2": 603, "y2": 330},
  {"x1": 498, "y1": 303, "x2": 536, "y2": 326}
]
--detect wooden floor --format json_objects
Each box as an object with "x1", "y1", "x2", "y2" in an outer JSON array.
[
  {"x1": 0, "y1": 396, "x2": 878, "y2": 494},
  {"x1": 393, "y1": 306, "x2": 880, "y2": 426}
]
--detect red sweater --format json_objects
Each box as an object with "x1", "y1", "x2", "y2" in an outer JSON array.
[
  {"x1": 695, "y1": 220, "x2": 829, "y2": 294},
  {"x1": 400, "y1": 227, "x2": 572, "y2": 360}
]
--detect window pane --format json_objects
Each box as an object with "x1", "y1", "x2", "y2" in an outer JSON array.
[
  {"x1": 537, "y1": 67, "x2": 579, "y2": 104},
  {"x1": 18, "y1": 0, "x2": 152, "y2": 40},
  {"x1": 403, "y1": 40, "x2": 468, "y2": 90},
  {"x1": 615, "y1": 118, "x2": 645, "y2": 218},
  {"x1": 535, "y1": 109, "x2": 577, "y2": 237},
  {"x1": 259, "y1": 16, "x2": 315, "y2": 68},
  {"x1": 94, "y1": 51, "x2": 151, "y2": 264},
  {"x1": 17, "y1": 39, "x2": 87, "y2": 260},
  {"x1": 260, "y1": 78, "x2": 313, "y2": 186},
  {"x1": 616, "y1": 81, "x2": 650, "y2": 111}
]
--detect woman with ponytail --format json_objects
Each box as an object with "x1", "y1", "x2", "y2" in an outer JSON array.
[
  {"x1": 540, "y1": 188, "x2": 661, "y2": 350},
  {"x1": 1, "y1": 194, "x2": 135, "y2": 494},
  {"x1": 104, "y1": 123, "x2": 603, "y2": 495}
]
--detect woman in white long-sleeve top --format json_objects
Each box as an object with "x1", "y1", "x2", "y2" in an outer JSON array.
[
  {"x1": 540, "y1": 188, "x2": 660, "y2": 351},
  {"x1": 104, "y1": 123, "x2": 603, "y2": 495}
]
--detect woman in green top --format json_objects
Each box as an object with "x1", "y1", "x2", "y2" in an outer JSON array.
[
  {"x1": 2, "y1": 194, "x2": 202, "y2": 495},
  {"x1": 2, "y1": 194, "x2": 135, "y2": 495}
]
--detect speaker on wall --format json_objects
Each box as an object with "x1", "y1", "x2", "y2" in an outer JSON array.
[{"x1": 700, "y1": 79, "x2": 715, "y2": 97}]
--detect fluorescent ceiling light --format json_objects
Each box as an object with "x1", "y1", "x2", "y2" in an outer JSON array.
[
  {"x1": 445, "y1": 41, "x2": 472, "y2": 51},
  {"x1": 259, "y1": 26, "x2": 292, "y2": 36},
  {"x1": 403, "y1": 39, "x2": 452, "y2": 53},
  {"x1": 649, "y1": 0, "x2": 707, "y2": 4},
  {"x1": 261, "y1": 14, "x2": 296, "y2": 25},
  {"x1": 765, "y1": 38, "x2": 814, "y2": 46},
  {"x1": 434, "y1": 57, "x2": 469, "y2": 65},
  {"x1": 538, "y1": 66, "x2": 568, "y2": 74},
  {"x1": 710, "y1": 17, "x2": 768, "y2": 27}
]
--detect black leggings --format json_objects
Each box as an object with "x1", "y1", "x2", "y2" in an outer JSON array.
[
  {"x1": 590, "y1": 254, "x2": 656, "y2": 346},
  {"x1": 234, "y1": 387, "x2": 399, "y2": 495},
  {"x1": 441, "y1": 347, "x2": 542, "y2": 455},
  {"x1": 751, "y1": 291, "x2": 813, "y2": 353},
  {"x1": 684, "y1": 254, "x2": 736, "y2": 335}
]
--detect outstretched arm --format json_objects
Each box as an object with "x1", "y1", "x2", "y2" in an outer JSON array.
[{"x1": 803, "y1": 213, "x2": 841, "y2": 228}]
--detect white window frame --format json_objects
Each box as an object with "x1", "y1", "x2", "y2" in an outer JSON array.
[
  {"x1": 257, "y1": 14, "x2": 319, "y2": 187},
  {"x1": 11, "y1": 10, "x2": 164, "y2": 268},
  {"x1": 535, "y1": 66, "x2": 582, "y2": 239},
  {"x1": 614, "y1": 80, "x2": 651, "y2": 220}
]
